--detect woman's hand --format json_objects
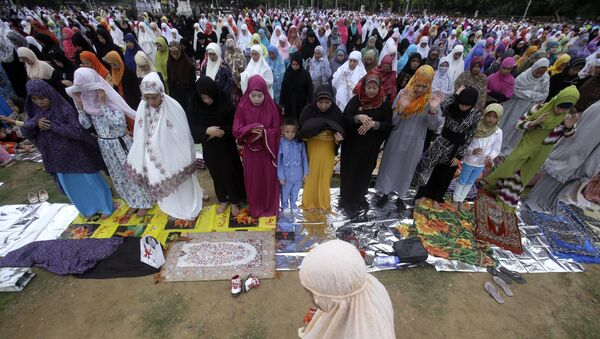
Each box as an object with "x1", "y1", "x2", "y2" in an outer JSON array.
[
  {"x1": 532, "y1": 112, "x2": 549, "y2": 126},
  {"x1": 72, "y1": 92, "x2": 83, "y2": 109},
  {"x1": 206, "y1": 126, "x2": 225, "y2": 138},
  {"x1": 472, "y1": 148, "x2": 483, "y2": 156},
  {"x1": 564, "y1": 112, "x2": 580, "y2": 128},
  {"x1": 429, "y1": 90, "x2": 444, "y2": 110},
  {"x1": 334, "y1": 132, "x2": 344, "y2": 142},
  {"x1": 61, "y1": 80, "x2": 73, "y2": 87},
  {"x1": 397, "y1": 92, "x2": 412, "y2": 112},
  {"x1": 38, "y1": 117, "x2": 51, "y2": 130},
  {"x1": 450, "y1": 158, "x2": 460, "y2": 167},
  {"x1": 358, "y1": 120, "x2": 375, "y2": 135},
  {"x1": 355, "y1": 114, "x2": 372, "y2": 125}
]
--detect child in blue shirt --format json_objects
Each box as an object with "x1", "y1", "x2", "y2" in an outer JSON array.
[{"x1": 278, "y1": 118, "x2": 309, "y2": 216}]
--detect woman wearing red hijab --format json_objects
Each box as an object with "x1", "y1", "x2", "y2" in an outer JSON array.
[
  {"x1": 204, "y1": 23, "x2": 218, "y2": 44},
  {"x1": 30, "y1": 21, "x2": 59, "y2": 44},
  {"x1": 337, "y1": 18, "x2": 348, "y2": 45},
  {"x1": 233, "y1": 75, "x2": 282, "y2": 218},
  {"x1": 244, "y1": 17, "x2": 255, "y2": 34}
]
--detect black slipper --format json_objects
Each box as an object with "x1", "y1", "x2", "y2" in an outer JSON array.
[
  {"x1": 375, "y1": 194, "x2": 389, "y2": 208},
  {"x1": 487, "y1": 266, "x2": 513, "y2": 285},
  {"x1": 396, "y1": 199, "x2": 407, "y2": 212},
  {"x1": 499, "y1": 266, "x2": 527, "y2": 284}
]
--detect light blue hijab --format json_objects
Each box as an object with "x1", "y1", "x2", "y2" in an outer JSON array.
[{"x1": 397, "y1": 44, "x2": 417, "y2": 71}]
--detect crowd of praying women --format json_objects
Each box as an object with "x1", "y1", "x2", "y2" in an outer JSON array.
[{"x1": 1, "y1": 6, "x2": 599, "y2": 224}]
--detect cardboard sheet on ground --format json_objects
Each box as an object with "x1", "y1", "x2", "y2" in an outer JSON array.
[
  {"x1": 0, "y1": 203, "x2": 78, "y2": 291},
  {"x1": 159, "y1": 231, "x2": 276, "y2": 282},
  {"x1": 61, "y1": 200, "x2": 276, "y2": 245},
  {"x1": 275, "y1": 188, "x2": 585, "y2": 273}
]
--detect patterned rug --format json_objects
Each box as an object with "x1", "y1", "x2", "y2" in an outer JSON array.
[
  {"x1": 159, "y1": 231, "x2": 276, "y2": 282},
  {"x1": 60, "y1": 200, "x2": 276, "y2": 245},
  {"x1": 528, "y1": 205, "x2": 600, "y2": 264},
  {"x1": 565, "y1": 204, "x2": 600, "y2": 249},
  {"x1": 474, "y1": 190, "x2": 524, "y2": 255},
  {"x1": 413, "y1": 199, "x2": 496, "y2": 267}
]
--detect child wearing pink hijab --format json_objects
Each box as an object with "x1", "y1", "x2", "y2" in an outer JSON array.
[
  {"x1": 233, "y1": 75, "x2": 282, "y2": 218},
  {"x1": 487, "y1": 57, "x2": 516, "y2": 103}
]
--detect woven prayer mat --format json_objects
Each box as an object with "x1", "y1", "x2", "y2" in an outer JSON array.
[
  {"x1": 160, "y1": 231, "x2": 276, "y2": 282},
  {"x1": 413, "y1": 198, "x2": 496, "y2": 267},
  {"x1": 527, "y1": 205, "x2": 600, "y2": 264},
  {"x1": 474, "y1": 190, "x2": 524, "y2": 255},
  {"x1": 565, "y1": 204, "x2": 600, "y2": 248}
]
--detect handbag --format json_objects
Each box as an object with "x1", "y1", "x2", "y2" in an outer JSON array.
[{"x1": 392, "y1": 237, "x2": 428, "y2": 264}]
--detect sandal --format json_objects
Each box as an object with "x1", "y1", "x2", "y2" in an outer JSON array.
[
  {"x1": 493, "y1": 276, "x2": 514, "y2": 297},
  {"x1": 38, "y1": 190, "x2": 49, "y2": 202},
  {"x1": 28, "y1": 192, "x2": 39, "y2": 204},
  {"x1": 484, "y1": 281, "x2": 504, "y2": 304},
  {"x1": 487, "y1": 266, "x2": 513, "y2": 285},
  {"x1": 498, "y1": 266, "x2": 527, "y2": 284}
]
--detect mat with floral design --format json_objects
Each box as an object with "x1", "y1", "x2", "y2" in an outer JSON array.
[
  {"x1": 60, "y1": 200, "x2": 276, "y2": 245},
  {"x1": 413, "y1": 199, "x2": 496, "y2": 267},
  {"x1": 528, "y1": 205, "x2": 600, "y2": 264},
  {"x1": 159, "y1": 231, "x2": 276, "y2": 281},
  {"x1": 474, "y1": 190, "x2": 524, "y2": 255},
  {"x1": 564, "y1": 204, "x2": 600, "y2": 249}
]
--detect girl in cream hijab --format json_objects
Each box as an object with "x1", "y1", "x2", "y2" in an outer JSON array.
[{"x1": 299, "y1": 240, "x2": 395, "y2": 339}]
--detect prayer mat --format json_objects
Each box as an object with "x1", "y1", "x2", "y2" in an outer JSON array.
[
  {"x1": 159, "y1": 231, "x2": 276, "y2": 282},
  {"x1": 413, "y1": 199, "x2": 497, "y2": 267},
  {"x1": 564, "y1": 204, "x2": 600, "y2": 249},
  {"x1": 474, "y1": 190, "x2": 524, "y2": 255},
  {"x1": 61, "y1": 200, "x2": 276, "y2": 245},
  {"x1": 527, "y1": 205, "x2": 600, "y2": 264}
]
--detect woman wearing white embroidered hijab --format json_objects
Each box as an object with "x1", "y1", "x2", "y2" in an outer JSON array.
[
  {"x1": 416, "y1": 36, "x2": 430, "y2": 59},
  {"x1": 447, "y1": 44, "x2": 465, "y2": 82},
  {"x1": 299, "y1": 240, "x2": 395, "y2": 339},
  {"x1": 126, "y1": 72, "x2": 203, "y2": 221},
  {"x1": 378, "y1": 32, "x2": 400, "y2": 71},
  {"x1": 170, "y1": 28, "x2": 183, "y2": 43},
  {"x1": 109, "y1": 19, "x2": 125, "y2": 48},
  {"x1": 237, "y1": 24, "x2": 252, "y2": 51},
  {"x1": 270, "y1": 25, "x2": 285, "y2": 47},
  {"x1": 240, "y1": 44, "x2": 274, "y2": 97},
  {"x1": 17, "y1": 47, "x2": 54, "y2": 80},
  {"x1": 137, "y1": 22, "x2": 157, "y2": 62},
  {"x1": 66, "y1": 68, "x2": 153, "y2": 216},
  {"x1": 161, "y1": 23, "x2": 172, "y2": 42},
  {"x1": 432, "y1": 56, "x2": 455, "y2": 97},
  {"x1": 499, "y1": 58, "x2": 550, "y2": 156},
  {"x1": 331, "y1": 51, "x2": 366, "y2": 111}
]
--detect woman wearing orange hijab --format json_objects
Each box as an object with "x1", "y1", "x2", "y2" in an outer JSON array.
[
  {"x1": 374, "y1": 65, "x2": 445, "y2": 211},
  {"x1": 103, "y1": 51, "x2": 141, "y2": 112},
  {"x1": 80, "y1": 51, "x2": 113, "y2": 85}
]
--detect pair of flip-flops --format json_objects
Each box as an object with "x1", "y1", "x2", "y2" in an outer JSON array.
[{"x1": 484, "y1": 266, "x2": 526, "y2": 304}]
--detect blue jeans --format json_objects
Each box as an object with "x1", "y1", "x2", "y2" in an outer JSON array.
[{"x1": 458, "y1": 163, "x2": 485, "y2": 185}]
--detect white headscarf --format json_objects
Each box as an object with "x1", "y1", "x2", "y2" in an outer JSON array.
[
  {"x1": 270, "y1": 26, "x2": 285, "y2": 47},
  {"x1": 241, "y1": 44, "x2": 274, "y2": 97},
  {"x1": 205, "y1": 43, "x2": 222, "y2": 80},
  {"x1": 109, "y1": 19, "x2": 125, "y2": 47},
  {"x1": 379, "y1": 34, "x2": 399, "y2": 71},
  {"x1": 237, "y1": 24, "x2": 252, "y2": 51},
  {"x1": 161, "y1": 23, "x2": 171, "y2": 42},
  {"x1": 193, "y1": 23, "x2": 200, "y2": 50},
  {"x1": 138, "y1": 22, "x2": 157, "y2": 61},
  {"x1": 513, "y1": 58, "x2": 550, "y2": 102},
  {"x1": 331, "y1": 51, "x2": 366, "y2": 111},
  {"x1": 299, "y1": 240, "x2": 395, "y2": 339},
  {"x1": 432, "y1": 56, "x2": 454, "y2": 96},
  {"x1": 416, "y1": 36, "x2": 430, "y2": 59},
  {"x1": 170, "y1": 28, "x2": 183, "y2": 43},
  {"x1": 447, "y1": 44, "x2": 465, "y2": 82},
  {"x1": 126, "y1": 72, "x2": 198, "y2": 201},
  {"x1": 17, "y1": 47, "x2": 54, "y2": 80},
  {"x1": 66, "y1": 67, "x2": 137, "y2": 119}
]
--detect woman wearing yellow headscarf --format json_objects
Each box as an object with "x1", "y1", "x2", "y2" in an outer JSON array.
[
  {"x1": 483, "y1": 85, "x2": 580, "y2": 211},
  {"x1": 547, "y1": 54, "x2": 571, "y2": 76},
  {"x1": 154, "y1": 36, "x2": 169, "y2": 93},
  {"x1": 250, "y1": 33, "x2": 268, "y2": 57},
  {"x1": 515, "y1": 45, "x2": 538, "y2": 71},
  {"x1": 375, "y1": 65, "x2": 445, "y2": 211}
]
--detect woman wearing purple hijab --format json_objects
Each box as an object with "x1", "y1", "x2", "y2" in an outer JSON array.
[
  {"x1": 21, "y1": 79, "x2": 114, "y2": 218},
  {"x1": 233, "y1": 75, "x2": 282, "y2": 218}
]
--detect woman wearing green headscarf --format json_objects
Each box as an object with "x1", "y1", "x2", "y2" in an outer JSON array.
[
  {"x1": 483, "y1": 85, "x2": 580, "y2": 211},
  {"x1": 154, "y1": 36, "x2": 169, "y2": 93}
]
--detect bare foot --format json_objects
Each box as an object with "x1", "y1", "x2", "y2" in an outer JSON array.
[
  {"x1": 126, "y1": 208, "x2": 136, "y2": 217},
  {"x1": 230, "y1": 204, "x2": 240, "y2": 216},
  {"x1": 203, "y1": 193, "x2": 209, "y2": 201},
  {"x1": 432, "y1": 201, "x2": 441, "y2": 210},
  {"x1": 216, "y1": 202, "x2": 228, "y2": 214},
  {"x1": 100, "y1": 213, "x2": 111, "y2": 220},
  {"x1": 136, "y1": 208, "x2": 148, "y2": 217}
]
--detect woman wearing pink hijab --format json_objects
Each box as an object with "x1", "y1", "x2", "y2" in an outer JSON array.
[
  {"x1": 337, "y1": 18, "x2": 348, "y2": 45},
  {"x1": 233, "y1": 75, "x2": 282, "y2": 218},
  {"x1": 61, "y1": 27, "x2": 77, "y2": 62},
  {"x1": 487, "y1": 57, "x2": 516, "y2": 103}
]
